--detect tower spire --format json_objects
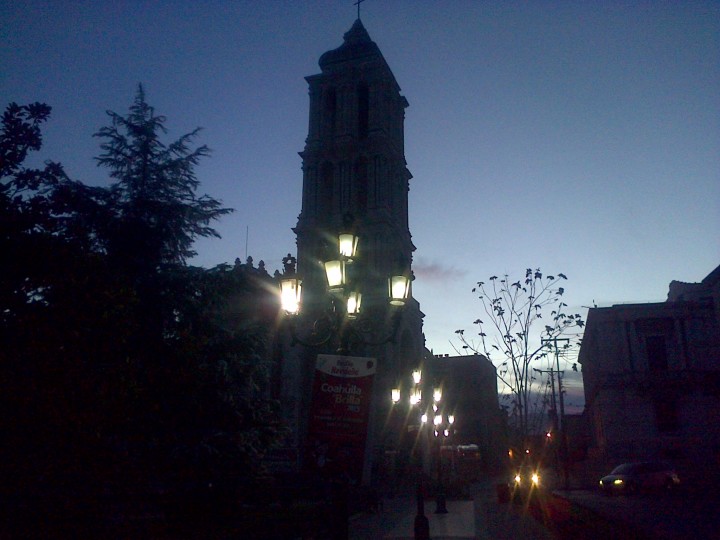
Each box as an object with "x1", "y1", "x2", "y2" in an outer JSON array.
[{"x1": 354, "y1": 0, "x2": 365, "y2": 20}]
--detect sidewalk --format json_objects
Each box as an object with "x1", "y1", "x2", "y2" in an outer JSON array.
[{"x1": 349, "y1": 495, "x2": 475, "y2": 540}]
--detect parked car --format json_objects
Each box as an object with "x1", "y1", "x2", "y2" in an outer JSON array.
[{"x1": 599, "y1": 461, "x2": 680, "y2": 495}]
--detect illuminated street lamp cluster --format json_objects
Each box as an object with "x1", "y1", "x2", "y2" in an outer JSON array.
[
  {"x1": 432, "y1": 411, "x2": 455, "y2": 438},
  {"x1": 391, "y1": 369, "x2": 454, "y2": 515},
  {"x1": 280, "y1": 231, "x2": 410, "y2": 317},
  {"x1": 278, "y1": 230, "x2": 411, "y2": 353},
  {"x1": 392, "y1": 368, "x2": 423, "y2": 407},
  {"x1": 390, "y1": 369, "x2": 455, "y2": 435}
]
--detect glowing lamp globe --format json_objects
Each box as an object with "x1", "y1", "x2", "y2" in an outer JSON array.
[
  {"x1": 388, "y1": 275, "x2": 410, "y2": 306},
  {"x1": 346, "y1": 291, "x2": 362, "y2": 317},
  {"x1": 280, "y1": 277, "x2": 302, "y2": 315},
  {"x1": 324, "y1": 260, "x2": 346, "y2": 291},
  {"x1": 338, "y1": 233, "x2": 359, "y2": 259}
]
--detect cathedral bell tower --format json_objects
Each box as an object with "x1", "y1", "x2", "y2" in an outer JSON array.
[{"x1": 291, "y1": 19, "x2": 424, "y2": 480}]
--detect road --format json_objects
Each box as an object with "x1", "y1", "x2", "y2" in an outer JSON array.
[
  {"x1": 474, "y1": 482, "x2": 554, "y2": 540},
  {"x1": 551, "y1": 488, "x2": 720, "y2": 540},
  {"x1": 350, "y1": 477, "x2": 720, "y2": 539}
]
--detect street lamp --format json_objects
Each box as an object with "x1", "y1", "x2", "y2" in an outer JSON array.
[
  {"x1": 389, "y1": 275, "x2": 411, "y2": 306},
  {"x1": 278, "y1": 228, "x2": 411, "y2": 354},
  {"x1": 279, "y1": 275, "x2": 302, "y2": 316},
  {"x1": 338, "y1": 232, "x2": 359, "y2": 259},
  {"x1": 433, "y1": 412, "x2": 456, "y2": 514},
  {"x1": 391, "y1": 367, "x2": 430, "y2": 540},
  {"x1": 431, "y1": 379, "x2": 454, "y2": 515}
]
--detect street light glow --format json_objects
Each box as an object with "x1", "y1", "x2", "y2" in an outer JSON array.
[
  {"x1": 389, "y1": 275, "x2": 410, "y2": 305},
  {"x1": 280, "y1": 277, "x2": 302, "y2": 314},
  {"x1": 346, "y1": 291, "x2": 362, "y2": 317},
  {"x1": 338, "y1": 233, "x2": 359, "y2": 259},
  {"x1": 324, "y1": 259, "x2": 346, "y2": 290}
]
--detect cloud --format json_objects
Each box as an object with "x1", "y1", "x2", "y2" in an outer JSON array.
[{"x1": 413, "y1": 259, "x2": 467, "y2": 282}]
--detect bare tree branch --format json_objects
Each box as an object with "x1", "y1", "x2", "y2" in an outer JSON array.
[{"x1": 457, "y1": 268, "x2": 584, "y2": 443}]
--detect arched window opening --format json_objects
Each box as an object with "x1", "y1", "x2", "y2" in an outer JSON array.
[
  {"x1": 399, "y1": 329, "x2": 416, "y2": 383},
  {"x1": 324, "y1": 87, "x2": 337, "y2": 138},
  {"x1": 320, "y1": 162, "x2": 334, "y2": 214},
  {"x1": 353, "y1": 157, "x2": 368, "y2": 216},
  {"x1": 357, "y1": 83, "x2": 369, "y2": 140}
]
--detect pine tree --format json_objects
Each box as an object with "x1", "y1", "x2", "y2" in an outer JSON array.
[{"x1": 94, "y1": 84, "x2": 231, "y2": 270}]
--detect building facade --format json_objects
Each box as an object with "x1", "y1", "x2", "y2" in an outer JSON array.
[
  {"x1": 424, "y1": 354, "x2": 507, "y2": 473},
  {"x1": 579, "y1": 265, "x2": 720, "y2": 482},
  {"x1": 276, "y1": 19, "x2": 425, "y2": 483}
]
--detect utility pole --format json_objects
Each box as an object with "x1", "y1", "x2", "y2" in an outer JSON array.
[
  {"x1": 533, "y1": 367, "x2": 558, "y2": 432},
  {"x1": 534, "y1": 366, "x2": 560, "y2": 477},
  {"x1": 542, "y1": 337, "x2": 570, "y2": 489}
]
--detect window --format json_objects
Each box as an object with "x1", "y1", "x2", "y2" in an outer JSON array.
[
  {"x1": 324, "y1": 87, "x2": 336, "y2": 137},
  {"x1": 654, "y1": 399, "x2": 679, "y2": 433},
  {"x1": 353, "y1": 158, "x2": 368, "y2": 215},
  {"x1": 357, "y1": 83, "x2": 369, "y2": 140},
  {"x1": 635, "y1": 318, "x2": 673, "y2": 371},
  {"x1": 319, "y1": 162, "x2": 334, "y2": 213},
  {"x1": 646, "y1": 335, "x2": 668, "y2": 372}
]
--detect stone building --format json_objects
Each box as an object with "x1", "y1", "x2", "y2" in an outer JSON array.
[
  {"x1": 424, "y1": 354, "x2": 507, "y2": 472},
  {"x1": 579, "y1": 264, "x2": 720, "y2": 483},
  {"x1": 273, "y1": 19, "x2": 425, "y2": 484}
]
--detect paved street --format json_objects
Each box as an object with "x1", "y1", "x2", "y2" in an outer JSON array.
[
  {"x1": 473, "y1": 483, "x2": 554, "y2": 540},
  {"x1": 555, "y1": 488, "x2": 720, "y2": 540},
  {"x1": 349, "y1": 478, "x2": 720, "y2": 540},
  {"x1": 349, "y1": 497, "x2": 476, "y2": 540}
]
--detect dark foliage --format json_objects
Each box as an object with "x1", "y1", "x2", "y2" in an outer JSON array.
[
  {"x1": 93, "y1": 85, "x2": 232, "y2": 268},
  {"x1": 0, "y1": 94, "x2": 284, "y2": 536}
]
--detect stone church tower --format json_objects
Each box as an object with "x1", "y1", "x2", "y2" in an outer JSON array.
[{"x1": 284, "y1": 19, "x2": 424, "y2": 481}]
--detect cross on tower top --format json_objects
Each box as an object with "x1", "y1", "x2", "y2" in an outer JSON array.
[{"x1": 354, "y1": 0, "x2": 365, "y2": 20}]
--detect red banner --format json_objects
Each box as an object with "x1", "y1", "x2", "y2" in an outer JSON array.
[{"x1": 307, "y1": 354, "x2": 376, "y2": 484}]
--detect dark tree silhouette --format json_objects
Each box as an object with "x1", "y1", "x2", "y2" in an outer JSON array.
[
  {"x1": 0, "y1": 97, "x2": 283, "y2": 536},
  {"x1": 94, "y1": 84, "x2": 232, "y2": 268}
]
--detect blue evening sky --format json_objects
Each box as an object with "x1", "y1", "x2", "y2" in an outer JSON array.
[{"x1": 3, "y1": 1, "x2": 718, "y2": 411}]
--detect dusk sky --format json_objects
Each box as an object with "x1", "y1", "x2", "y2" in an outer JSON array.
[{"x1": 3, "y1": 1, "x2": 719, "y2": 412}]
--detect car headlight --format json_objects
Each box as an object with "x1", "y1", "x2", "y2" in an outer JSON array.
[
  {"x1": 514, "y1": 474, "x2": 521, "y2": 484},
  {"x1": 613, "y1": 479, "x2": 623, "y2": 485},
  {"x1": 531, "y1": 473, "x2": 540, "y2": 486}
]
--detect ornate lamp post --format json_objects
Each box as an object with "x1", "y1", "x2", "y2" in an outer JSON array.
[
  {"x1": 279, "y1": 231, "x2": 411, "y2": 537},
  {"x1": 391, "y1": 374, "x2": 456, "y2": 517},
  {"x1": 279, "y1": 230, "x2": 411, "y2": 354},
  {"x1": 391, "y1": 369, "x2": 429, "y2": 540},
  {"x1": 432, "y1": 404, "x2": 454, "y2": 514}
]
